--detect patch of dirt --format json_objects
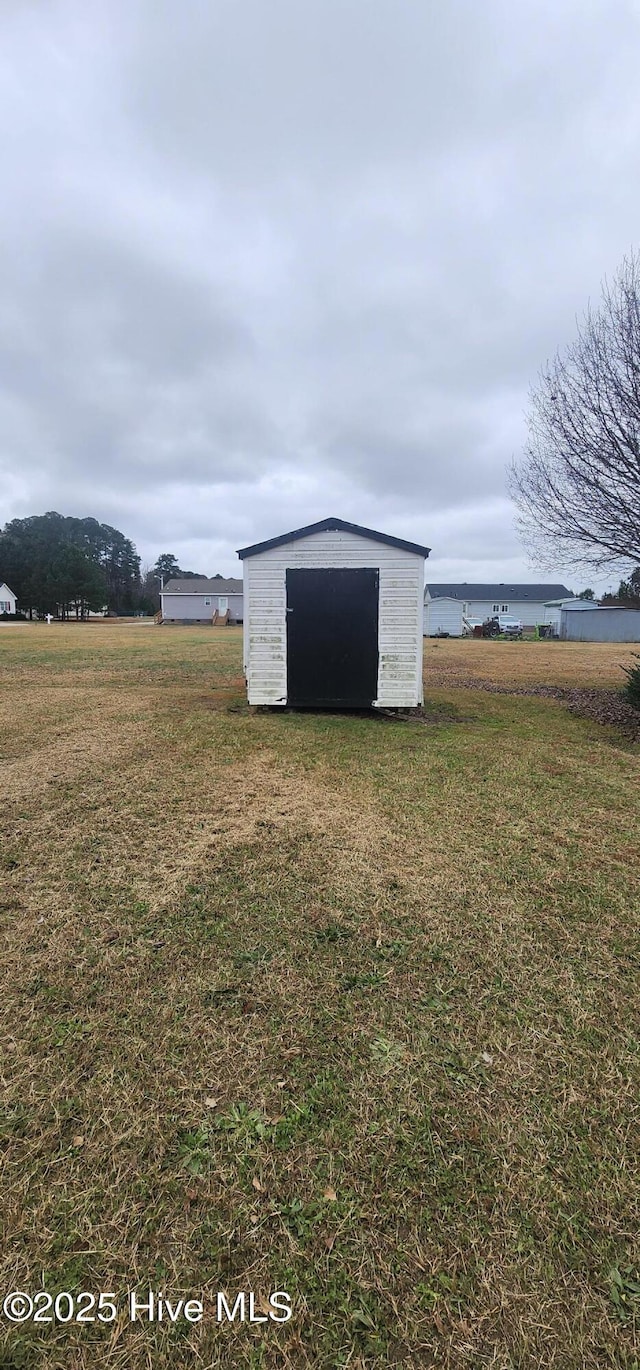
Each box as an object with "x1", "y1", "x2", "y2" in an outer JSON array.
[{"x1": 427, "y1": 676, "x2": 640, "y2": 739}]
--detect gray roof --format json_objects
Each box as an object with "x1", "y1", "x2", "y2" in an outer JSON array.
[
  {"x1": 162, "y1": 577, "x2": 243, "y2": 594},
  {"x1": 237, "y1": 516, "x2": 430, "y2": 560},
  {"x1": 425, "y1": 582, "x2": 572, "y2": 601}
]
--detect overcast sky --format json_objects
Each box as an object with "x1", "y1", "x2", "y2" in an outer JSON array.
[{"x1": 2, "y1": 0, "x2": 640, "y2": 591}]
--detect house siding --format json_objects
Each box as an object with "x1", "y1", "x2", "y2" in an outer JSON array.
[
  {"x1": 243, "y1": 529, "x2": 424, "y2": 707},
  {"x1": 162, "y1": 593, "x2": 243, "y2": 623},
  {"x1": 463, "y1": 598, "x2": 551, "y2": 625},
  {"x1": 426, "y1": 593, "x2": 558, "y2": 627}
]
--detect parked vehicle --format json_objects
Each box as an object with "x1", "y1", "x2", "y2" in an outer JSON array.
[
  {"x1": 497, "y1": 616, "x2": 523, "y2": 638},
  {"x1": 481, "y1": 615, "x2": 523, "y2": 639}
]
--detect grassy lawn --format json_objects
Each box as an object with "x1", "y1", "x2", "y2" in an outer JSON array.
[
  {"x1": 425, "y1": 635, "x2": 637, "y2": 688},
  {"x1": 1, "y1": 625, "x2": 639, "y2": 1369}
]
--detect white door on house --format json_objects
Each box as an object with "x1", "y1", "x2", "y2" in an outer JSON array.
[{"x1": 218, "y1": 597, "x2": 228, "y2": 613}]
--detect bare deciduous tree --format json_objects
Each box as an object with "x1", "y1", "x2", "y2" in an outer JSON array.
[{"x1": 509, "y1": 252, "x2": 640, "y2": 571}]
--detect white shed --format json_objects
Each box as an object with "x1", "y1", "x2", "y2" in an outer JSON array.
[
  {"x1": 237, "y1": 517, "x2": 430, "y2": 709},
  {"x1": 543, "y1": 597, "x2": 596, "y2": 635},
  {"x1": 423, "y1": 596, "x2": 464, "y2": 637}
]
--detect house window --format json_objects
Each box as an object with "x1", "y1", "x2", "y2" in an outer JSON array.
[
  {"x1": 204, "y1": 597, "x2": 211, "y2": 606},
  {"x1": 501, "y1": 604, "x2": 509, "y2": 613},
  {"x1": 492, "y1": 603, "x2": 500, "y2": 613},
  {"x1": 0, "y1": 601, "x2": 10, "y2": 612},
  {"x1": 463, "y1": 603, "x2": 468, "y2": 614}
]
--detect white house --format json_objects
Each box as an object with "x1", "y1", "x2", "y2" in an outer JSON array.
[
  {"x1": 160, "y1": 578, "x2": 243, "y2": 624},
  {"x1": 238, "y1": 516, "x2": 430, "y2": 708},
  {"x1": 0, "y1": 582, "x2": 17, "y2": 615},
  {"x1": 425, "y1": 582, "x2": 573, "y2": 631}
]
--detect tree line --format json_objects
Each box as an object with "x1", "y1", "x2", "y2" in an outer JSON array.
[
  {"x1": 576, "y1": 574, "x2": 640, "y2": 606},
  {"x1": 601, "y1": 568, "x2": 640, "y2": 607},
  {"x1": 0, "y1": 512, "x2": 211, "y2": 619}
]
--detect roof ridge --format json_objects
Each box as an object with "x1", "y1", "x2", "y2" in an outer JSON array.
[{"x1": 237, "y1": 516, "x2": 430, "y2": 560}]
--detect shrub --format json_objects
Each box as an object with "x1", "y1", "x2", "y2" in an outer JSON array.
[{"x1": 621, "y1": 653, "x2": 640, "y2": 711}]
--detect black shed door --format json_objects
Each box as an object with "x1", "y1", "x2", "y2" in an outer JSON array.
[{"x1": 286, "y1": 567, "x2": 379, "y2": 707}]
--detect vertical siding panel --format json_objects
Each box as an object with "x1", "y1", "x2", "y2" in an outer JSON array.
[{"x1": 561, "y1": 607, "x2": 640, "y2": 641}]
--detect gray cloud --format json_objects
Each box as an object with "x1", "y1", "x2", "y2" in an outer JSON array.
[{"x1": 1, "y1": 0, "x2": 640, "y2": 589}]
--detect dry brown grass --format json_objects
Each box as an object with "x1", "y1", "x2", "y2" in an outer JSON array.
[
  {"x1": 1, "y1": 626, "x2": 639, "y2": 1368},
  {"x1": 425, "y1": 637, "x2": 636, "y2": 688}
]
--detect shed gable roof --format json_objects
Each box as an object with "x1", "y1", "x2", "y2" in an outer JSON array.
[
  {"x1": 162, "y1": 577, "x2": 242, "y2": 594},
  {"x1": 426, "y1": 582, "x2": 572, "y2": 601},
  {"x1": 237, "y1": 517, "x2": 430, "y2": 560}
]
